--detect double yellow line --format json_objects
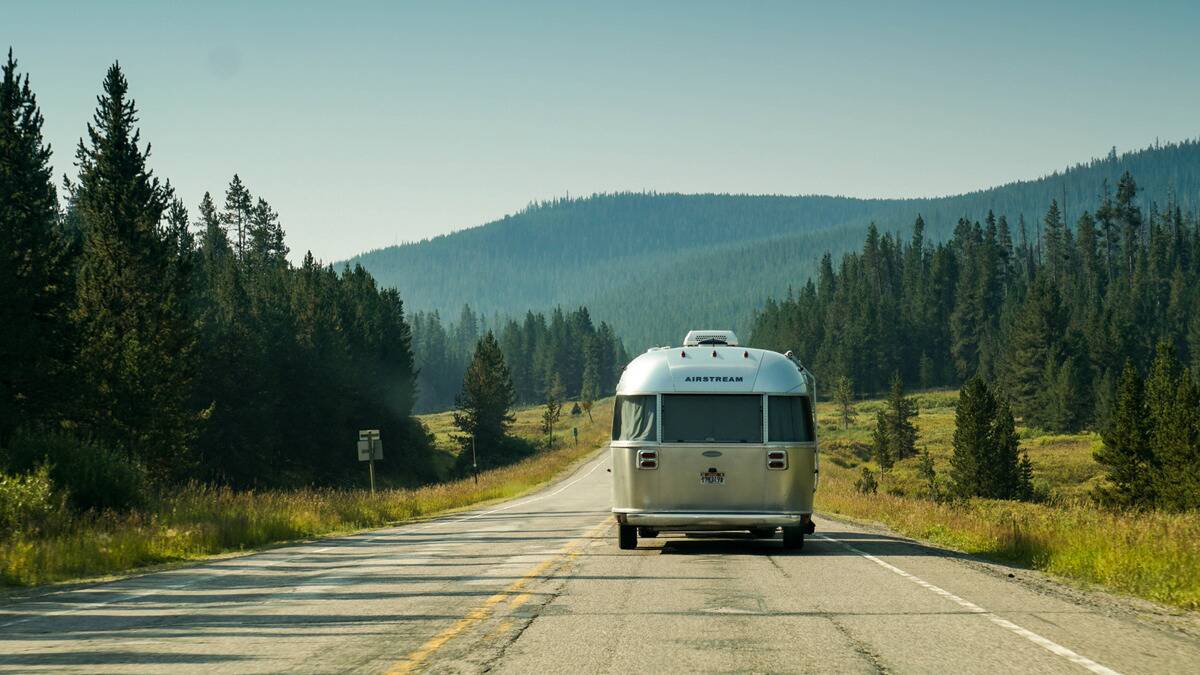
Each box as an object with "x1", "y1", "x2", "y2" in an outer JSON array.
[{"x1": 385, "y1": 518, "x2": 614, "y2": 674}]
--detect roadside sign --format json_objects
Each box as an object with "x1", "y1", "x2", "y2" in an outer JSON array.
[
  {"x1": 357, "y1": 429, "x2": 383, "y2": 494},
  {"x1": 357, "y1": 430, "x2": 383, "y2": 460}
]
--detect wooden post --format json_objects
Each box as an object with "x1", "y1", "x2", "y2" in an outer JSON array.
[{"x1": 368, "y1": 438, "x2": 376, "y2": 495}]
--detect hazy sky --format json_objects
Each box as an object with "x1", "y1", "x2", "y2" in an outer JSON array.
[{"x1": 9, "y1": 1, "x2": 1200, "y2": 261}]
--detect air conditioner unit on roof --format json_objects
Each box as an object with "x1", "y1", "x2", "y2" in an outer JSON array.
[{"x1": 683, "y1": 330, "x2": 739, "y2": 347}]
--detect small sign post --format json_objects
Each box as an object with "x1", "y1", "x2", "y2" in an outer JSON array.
[
  {"x1": 471, "y1": 433, "x2": 478, "y2": 485},
  {"x1": 358, "y1": 429, "x2": 382, "y2": 494}
]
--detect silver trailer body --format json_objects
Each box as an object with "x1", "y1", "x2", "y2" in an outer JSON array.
[{"x1": 610, "y1": 330, "x2": 818, "y2": 548}]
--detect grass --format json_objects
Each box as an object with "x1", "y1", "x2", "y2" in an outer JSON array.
[
  {"x1": 816, "y1": 389, "x2": 1200, "y2": 610},
  {"x1": 0, "y1": 398, "x2": 614, "y2": 587}
]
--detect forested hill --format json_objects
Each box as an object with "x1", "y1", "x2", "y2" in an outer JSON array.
[{"x1": 348, "y1": 140, "x2": 1200, "y2": 349}]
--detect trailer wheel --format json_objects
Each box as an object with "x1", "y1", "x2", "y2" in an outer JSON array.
[
  {"x1": 750, "y1": 528, "x2": 776, "y2": 539},
  {"x1": 618, "y1": 524, "x2": 638, "y2": 550},
  {"x1": 782, "y1": 526, "x2": 805, "y2": 550},
  {"x1": 637, "y1": 527, "x2": 658, "y2": 538}
]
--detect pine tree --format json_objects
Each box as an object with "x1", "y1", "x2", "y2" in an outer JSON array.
[
  {"x1": 0, "y1": 49, "x2": 75, "y2": 443},
  {"x1": 885, "y1": 371, "x2": 917, "y2": 459},
  {"x1": 70, "y1": 63, "x2": 198, "y2": 479},
  {"x1": 453, "y1": 331, "x2": 515, "y2": 459},
  {"x1": 1115, "y1": 171, "x2": 1142, "y2": 278},
  {"x1": 248, "y1": 196, "x2": 287, "y2": 268},
  {"x1": 1042, "y1": 200, "x2": 1066, "y2": 284},
  {"x1": 197, "y1": 191, "x2": 229, "y2": 261},
  {"x1": 917, "y1": 446, "x2": 939, "y2": 501},
  {"x1": 951, "y1": 379, "x2": 989, "y2": 498},
  {"x1": 833, "y1": 375, "x2": 856, "y2": 430},
  {"x1": 991, "y1": 399, "x2": 1024, "y2": 499},
  {"x1": 580, "y1": 336, "x2": 602, "y2": 407},
  {"x1": 1040, "y1": 345, "x2": 1090, "y2": 433},
  {"x1": 871, "y1": 410, "x2": 893, "y2": 470},
  {"x1": 951, "y1": 377, "x2": 1027, "y2": 499},
  {"x1": 1141, "y1": 343, "x2": 1200, "y2": 510},
  {"x1": 541, "y1": 393, "x2": 562, "y2": 447},
  {"x1": 1153, "y1": 370, "x2": 1200, "y2": 510},
  {"x1": 1095, "y1": 361, "x2": 1152, "y2": 506},
  {"x1": 1002, "y1": 273, "x2": 1066, "y2": 427},
  {"x1": 222, "y1": 174, "x2": 253, "y2": 262},
  {"x1": 1017, "y1": 451, "x2": 1035, "y2": 501},
  {"x1": 950, "y1": 226, "x2": 984, "y2": 381}
]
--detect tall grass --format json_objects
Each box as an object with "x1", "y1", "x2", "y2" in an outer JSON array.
[
  {"x1": 818, "y1": 469, "x2": 1200, "y2": 609},
  {"x1": 815, "y1": 391, "x2": 1200, "y2": 610},
  {"x1": 0, "y1": 399, "x2": 613, "y2": 587}
]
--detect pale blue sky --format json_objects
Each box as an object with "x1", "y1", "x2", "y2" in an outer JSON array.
[{"x1": 8, "y1": 1, "x2": 1200, "y2": 260}]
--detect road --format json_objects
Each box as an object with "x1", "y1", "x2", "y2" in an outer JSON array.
[{"x1": 2, "y1": 451, "x2": 1199, "y2": 674}]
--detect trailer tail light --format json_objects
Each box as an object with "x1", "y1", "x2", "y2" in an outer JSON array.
[
  {"x1": 767, "y1": 450, "x2": 788, "y2": 470},
  {"x1": 637, "y1": 449, "x2": 658, "y2": 470}
]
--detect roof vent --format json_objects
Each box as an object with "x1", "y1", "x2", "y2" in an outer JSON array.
[{"x1": 683, "y1": 330, "x2": 739, "y2": 347}]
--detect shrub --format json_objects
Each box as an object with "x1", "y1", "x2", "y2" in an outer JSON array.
[
  {"x1": 0, "y1": 466, "x2": 60, "y2": 537},
  {"x1": 2, "y1": 429, "x2": 148, "y2": 512},
  {"x1": 855, "y1": 467, "x2": 879, "y2": 494}
]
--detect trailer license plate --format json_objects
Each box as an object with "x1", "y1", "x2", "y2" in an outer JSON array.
[{"x1": 700, "y1": 471, "x2": 725, "y2": 485}]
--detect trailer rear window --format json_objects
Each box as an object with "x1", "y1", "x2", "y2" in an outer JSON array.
[
  {"x1": 768, "y1": 395, "x2": 814, "y2": 442},
  {"x1": 662, "y1": 394, "x2": 763, "y2": 443},
  {"x1": 612, "y1": 395, "x2": 657, "y2": 441}
]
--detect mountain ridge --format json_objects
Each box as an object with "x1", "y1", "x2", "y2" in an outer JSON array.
[{"x1": 345, "y1": 140, "x2": 1200, "y2": 348}]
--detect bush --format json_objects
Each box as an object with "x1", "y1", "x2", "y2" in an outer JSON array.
[
  {"x1": 2, "y1": 430, "x2": 148, "y2": 512},
  {"x1": 855, "y1": 467, "x2": 879, "y2": 494},
  {"x1": 0, "y1": 466, "x2": 60, "y2": 537}
]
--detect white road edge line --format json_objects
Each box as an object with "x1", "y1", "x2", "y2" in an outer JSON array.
[
  {"x1": 0, "y1": 454, "x2": 609, "y2": 629},
  {"x1": 815, "y1": 534, "x2": 1121, "y2": 675}
]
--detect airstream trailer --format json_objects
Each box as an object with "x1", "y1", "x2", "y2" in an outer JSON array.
[{"x1": 610, "y1": 330, "x2": 818, "y2": 550}]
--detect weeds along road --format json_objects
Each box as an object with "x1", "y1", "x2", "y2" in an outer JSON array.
[{"x1": 2, "y1": 451, "x2": 1199, "y2": 674}]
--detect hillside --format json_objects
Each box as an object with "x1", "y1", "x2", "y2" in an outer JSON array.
[{"x1": 347, "y1": 141, "x2": 1200, "y2": 348}]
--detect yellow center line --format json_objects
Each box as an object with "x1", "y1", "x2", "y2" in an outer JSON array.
[{"x1": 385, "y1": 518, "x2": 613, "y2": 674}]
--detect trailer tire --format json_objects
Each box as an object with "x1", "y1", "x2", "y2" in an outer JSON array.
[
  {"x1": 750, "y1": 528, "x2": 776, "y2": 539},
  {"x1": 618, "y1": 524, "x2": 638, "y2": 550},
  {"x1": 782, "y1": 526, "x2": 805, "y2": 550}
]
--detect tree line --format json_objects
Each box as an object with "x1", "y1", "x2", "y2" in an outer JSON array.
[
  {"x1": 0, "y1": 52, "x2": 630, "y2": 510},
  {"x1": 0, "y1": 54, "x2": 438, "y2": 503},
  {"x1": 410, "y1": 305, "x2": 628, "y2": 412},
  {"x1": 751, "y1": 170, "x2": 1200, "y2": 509}
]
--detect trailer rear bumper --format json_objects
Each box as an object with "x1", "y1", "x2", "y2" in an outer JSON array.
[{"x1": 613, "y1": 510, "x2": 810, "y2": 530}]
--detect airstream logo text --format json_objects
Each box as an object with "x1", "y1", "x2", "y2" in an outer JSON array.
[{"x1": 684, "y1": 376, "x2": 744, "y2": 383}]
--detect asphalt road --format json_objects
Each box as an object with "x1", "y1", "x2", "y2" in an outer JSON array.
[{"x1": 3, "y1": 451, "x2": 1199, "y2": 674}]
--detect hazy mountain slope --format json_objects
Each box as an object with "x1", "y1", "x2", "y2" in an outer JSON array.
[
  {"x1": 347, "y1": 193, "x2": 904, "y2": 316},
  {"x1": 347, "y1": 141, "x2": 1200, "y2": 348}
]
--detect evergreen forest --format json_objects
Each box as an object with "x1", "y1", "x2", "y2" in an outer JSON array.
[
  {"x1": 749, "y1": 172, "x2": 1200, "y2": 508},
  {"x1": 0, "y1": 53, "x2": 626, "y2": 505}
]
